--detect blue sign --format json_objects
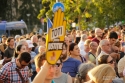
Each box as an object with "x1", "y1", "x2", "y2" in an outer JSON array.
[{"x1": 52, "y1": 2, "x2": 64, "y2": 13}]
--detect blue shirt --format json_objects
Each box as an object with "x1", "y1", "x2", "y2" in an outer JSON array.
[
  {"x1": 61, "y1": 57, "x2": 82, "y2": 77},
  {"x1": 30, "y1": 51, "x2": 37, "y2": 71}
]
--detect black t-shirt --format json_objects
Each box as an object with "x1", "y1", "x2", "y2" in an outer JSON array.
[{"x1": 4, "y1": 46, "x2": 15, "y2": 58}]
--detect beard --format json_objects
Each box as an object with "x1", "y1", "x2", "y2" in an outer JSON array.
[{"x1": 60, "y1": 54, "x2": 67, "y2": 60}]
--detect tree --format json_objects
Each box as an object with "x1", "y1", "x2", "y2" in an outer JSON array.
[{"x1": 19, "y1": 0, "x2": 40, "y2": 30}]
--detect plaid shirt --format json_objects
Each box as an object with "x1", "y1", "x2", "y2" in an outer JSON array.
[{"x1": 0, "y1": 59, "x2": 29, "y2": 83}]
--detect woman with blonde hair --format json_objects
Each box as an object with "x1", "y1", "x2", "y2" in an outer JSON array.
[{"x1": 87, "y1": 64, "x2": 116, "y2": 83}]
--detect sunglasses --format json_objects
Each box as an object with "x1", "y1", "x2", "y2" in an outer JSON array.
[
  {"x1": 19, "y1": 60, "x2": 28, "y2": 67},
  {"x1": 108, "y1": 59, "x2": 114, "y2": 64},
  {"x1": 56, "y1": 63, "x2": 61, "y2": 67}
]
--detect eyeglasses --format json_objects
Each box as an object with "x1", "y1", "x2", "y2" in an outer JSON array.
[
  {"x1": 56, "y1": 63, "x2": 61, "y2": 67},
  {"x1": 108, "y1": 59, "x2": 114, "y2": 64}
]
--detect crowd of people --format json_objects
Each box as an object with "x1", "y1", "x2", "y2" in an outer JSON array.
[{"x1": 0, "y1": 25, "x2": 125, "y2": 83}]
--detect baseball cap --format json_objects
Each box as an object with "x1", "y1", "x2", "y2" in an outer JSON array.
[{"x1": 26, "y1": 40, "x2": 34, "y2": 48}]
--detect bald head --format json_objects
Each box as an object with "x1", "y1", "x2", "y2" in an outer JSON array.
[
  {"x1": 95, "y1": 28, "x2": 103, "y2": 38},
  {"x1": 31, "y1": 35, "x2": 38, "y2": 43}
]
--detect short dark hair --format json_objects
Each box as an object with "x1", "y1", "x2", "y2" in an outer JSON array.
[
  {"x1": 108, "y1": 31, "x2": 118, "y2": 39},
  {"x1": 18, "y1": 52, "x2": 31, "y2": 63},
  {"x1": 98, "y1": 55, "x2": 109, "y2": 64},
  {"x1": 7, "y1": 37, "x2": 14, "y2": 42},
  {"x1": 69, "y1": 43, "x2": 77, "y2": 51}
]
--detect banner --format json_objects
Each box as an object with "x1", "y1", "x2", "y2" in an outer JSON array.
[{"x1": 46, "y1": 2, "x2": 66, "y2": 64}]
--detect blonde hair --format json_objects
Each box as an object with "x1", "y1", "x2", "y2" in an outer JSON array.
[
  {"x1": 84, "y1": 39, "x2": 91, "y2": 46},
  {"x1": 88, "y1": 64, "x2": 116, "y2": 83}
]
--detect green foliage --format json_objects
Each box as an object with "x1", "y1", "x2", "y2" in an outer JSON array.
[{"x1": 37, "y1": 0, "x2": 125, "y2": 30}]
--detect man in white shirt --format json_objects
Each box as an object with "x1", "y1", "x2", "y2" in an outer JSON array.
[{"x1": 78, "y1": 34, "x2": 87, "y2": 57}]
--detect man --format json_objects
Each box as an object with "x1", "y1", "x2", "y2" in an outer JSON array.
[
  {"x1": 78, "y1": 34, "x2": 88, "y2": 57},
  {"x1": 96, "y1": 39, "x2": 111, "y2": 65},
  {"x1": 88, "y1": 30, "x2": 95, "y2": 40},
  {"x1": 107, "y1": 31, "x2": 118, "y2": 51},
  {"x1": 3, "y1": 37, "x2": 15, "y2": 64},
  {"x1": 31, "y1": 35, "x2": 38, "y2": 44},
  {"x1": 15, "y1": 35, "x2": 21, "y2": 47},
  {"x1": 34, "y1": 37, "x2": 46, "y2": 54},
  {"x1": 92, "y1": 28, "x2": 103, "y2": 44},
  {"x1": 60, "y1": 43, "x2": 81, "y2": 78},
  {"x1": 33, "y1": 53, "x2": 56, "y2": 83},
  {"x1": 87, "y1": 42, "x2": 98, "y2": 64},
  {"x1": 53, "y1": 58, "x2": 72, "y2": 83},
  {"x1": 0, "y1": 52, "x2": 31, "y2": 83},
  {"x1": 108, "y1": 31, "x2": 118, "y2": 43},
  {"x1": 26, "y1": 40, "x2": 36, "y2": 81}
]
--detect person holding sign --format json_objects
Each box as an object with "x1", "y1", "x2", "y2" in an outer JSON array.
[
  {"x1": 33, "y1": 53, "x2": 56, "y2": 83},
  {"x1": 33, "y1": 53, "x2": 72, "y2": 83}
]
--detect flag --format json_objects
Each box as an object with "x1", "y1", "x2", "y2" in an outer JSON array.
[{"x1": 47, "y1": 17, "x2": 53, "y2": 33}]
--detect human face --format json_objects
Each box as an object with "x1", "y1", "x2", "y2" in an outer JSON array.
[
  {"x1": 9, "y1": 39, "x2": 15, "y2": 46},
  {"x1": 60, "y1": 45, "x2": 67, "y2": 60},
  {"x1": 18, "y1": 60, "x2": 29, "y2": 69},
  {"x1": 71, "y1": 45, "x2": 80, "y2": 56},
  {"x1": 64, "y1": 37, "x2": 69, "y2": 46},
  {"x1": 102, "y1": 41, "x2": 111, "y2": 53},
  {"x1": 46, "y1": 65, "x2": 56, "y2": 80},
  {"x1": 33, "y1": 36, "x2": 38, "y2": 43},
  {"x1": 20, "y1": 45, "x2": 27, "y2": 53},
  {"x1": 109, "y1": 38, "x2": 117, "y2": 45},
  {"x1": 84, "y1": 45, "x2": 90, "y2": 53},
  {"x1": 67, "y1": 35, "x2": 73, "y2": 43},
  {"x1": 55, "y1": 60, "x2": 62, "y2": 74},
  {"x1": 2, "y1": 37, "x2": 7, "y2": 44},
  {"x1": 23, "y1": 42, "x2": 29, "y2": 51},
  {"x1": 96, "y1": 29, "x2": 103, "y2": 38},
  {"x1": 107, "y1": 56, "x2": 115, "y2": 68},
  {"x1": 92, "y1": 42, "x2": 98, "y2": 51},
  {"x1": 39, "y1": 46, "x2": 46, "y2": 53},
  {"x1": 38, "y1": 38, "x2": 45, "y2": 46}
]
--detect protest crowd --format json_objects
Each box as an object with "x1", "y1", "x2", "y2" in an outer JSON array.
[{"x1": 1, "y1": 25, "x2": 125, "y2": 83}]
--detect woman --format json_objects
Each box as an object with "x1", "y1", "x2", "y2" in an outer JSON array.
[
  {"x1": 98, "y1": 55, "x2": 124, "y2": 83},
  {"x1": 87, "y1": 64, "x2": 116, "y2": 83},
  {"x1": 13, "y1": 44, "x2": 28, "y2": 58},
  {"x1": 98, "y1": 55, "x2": 115, "y2": 68},
  {"x1": 74, "y1": 63, "x2": 95, "y2": 83},
  {"x1": 69, "y1": 43, "x2": 86, "y2": 63}
]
